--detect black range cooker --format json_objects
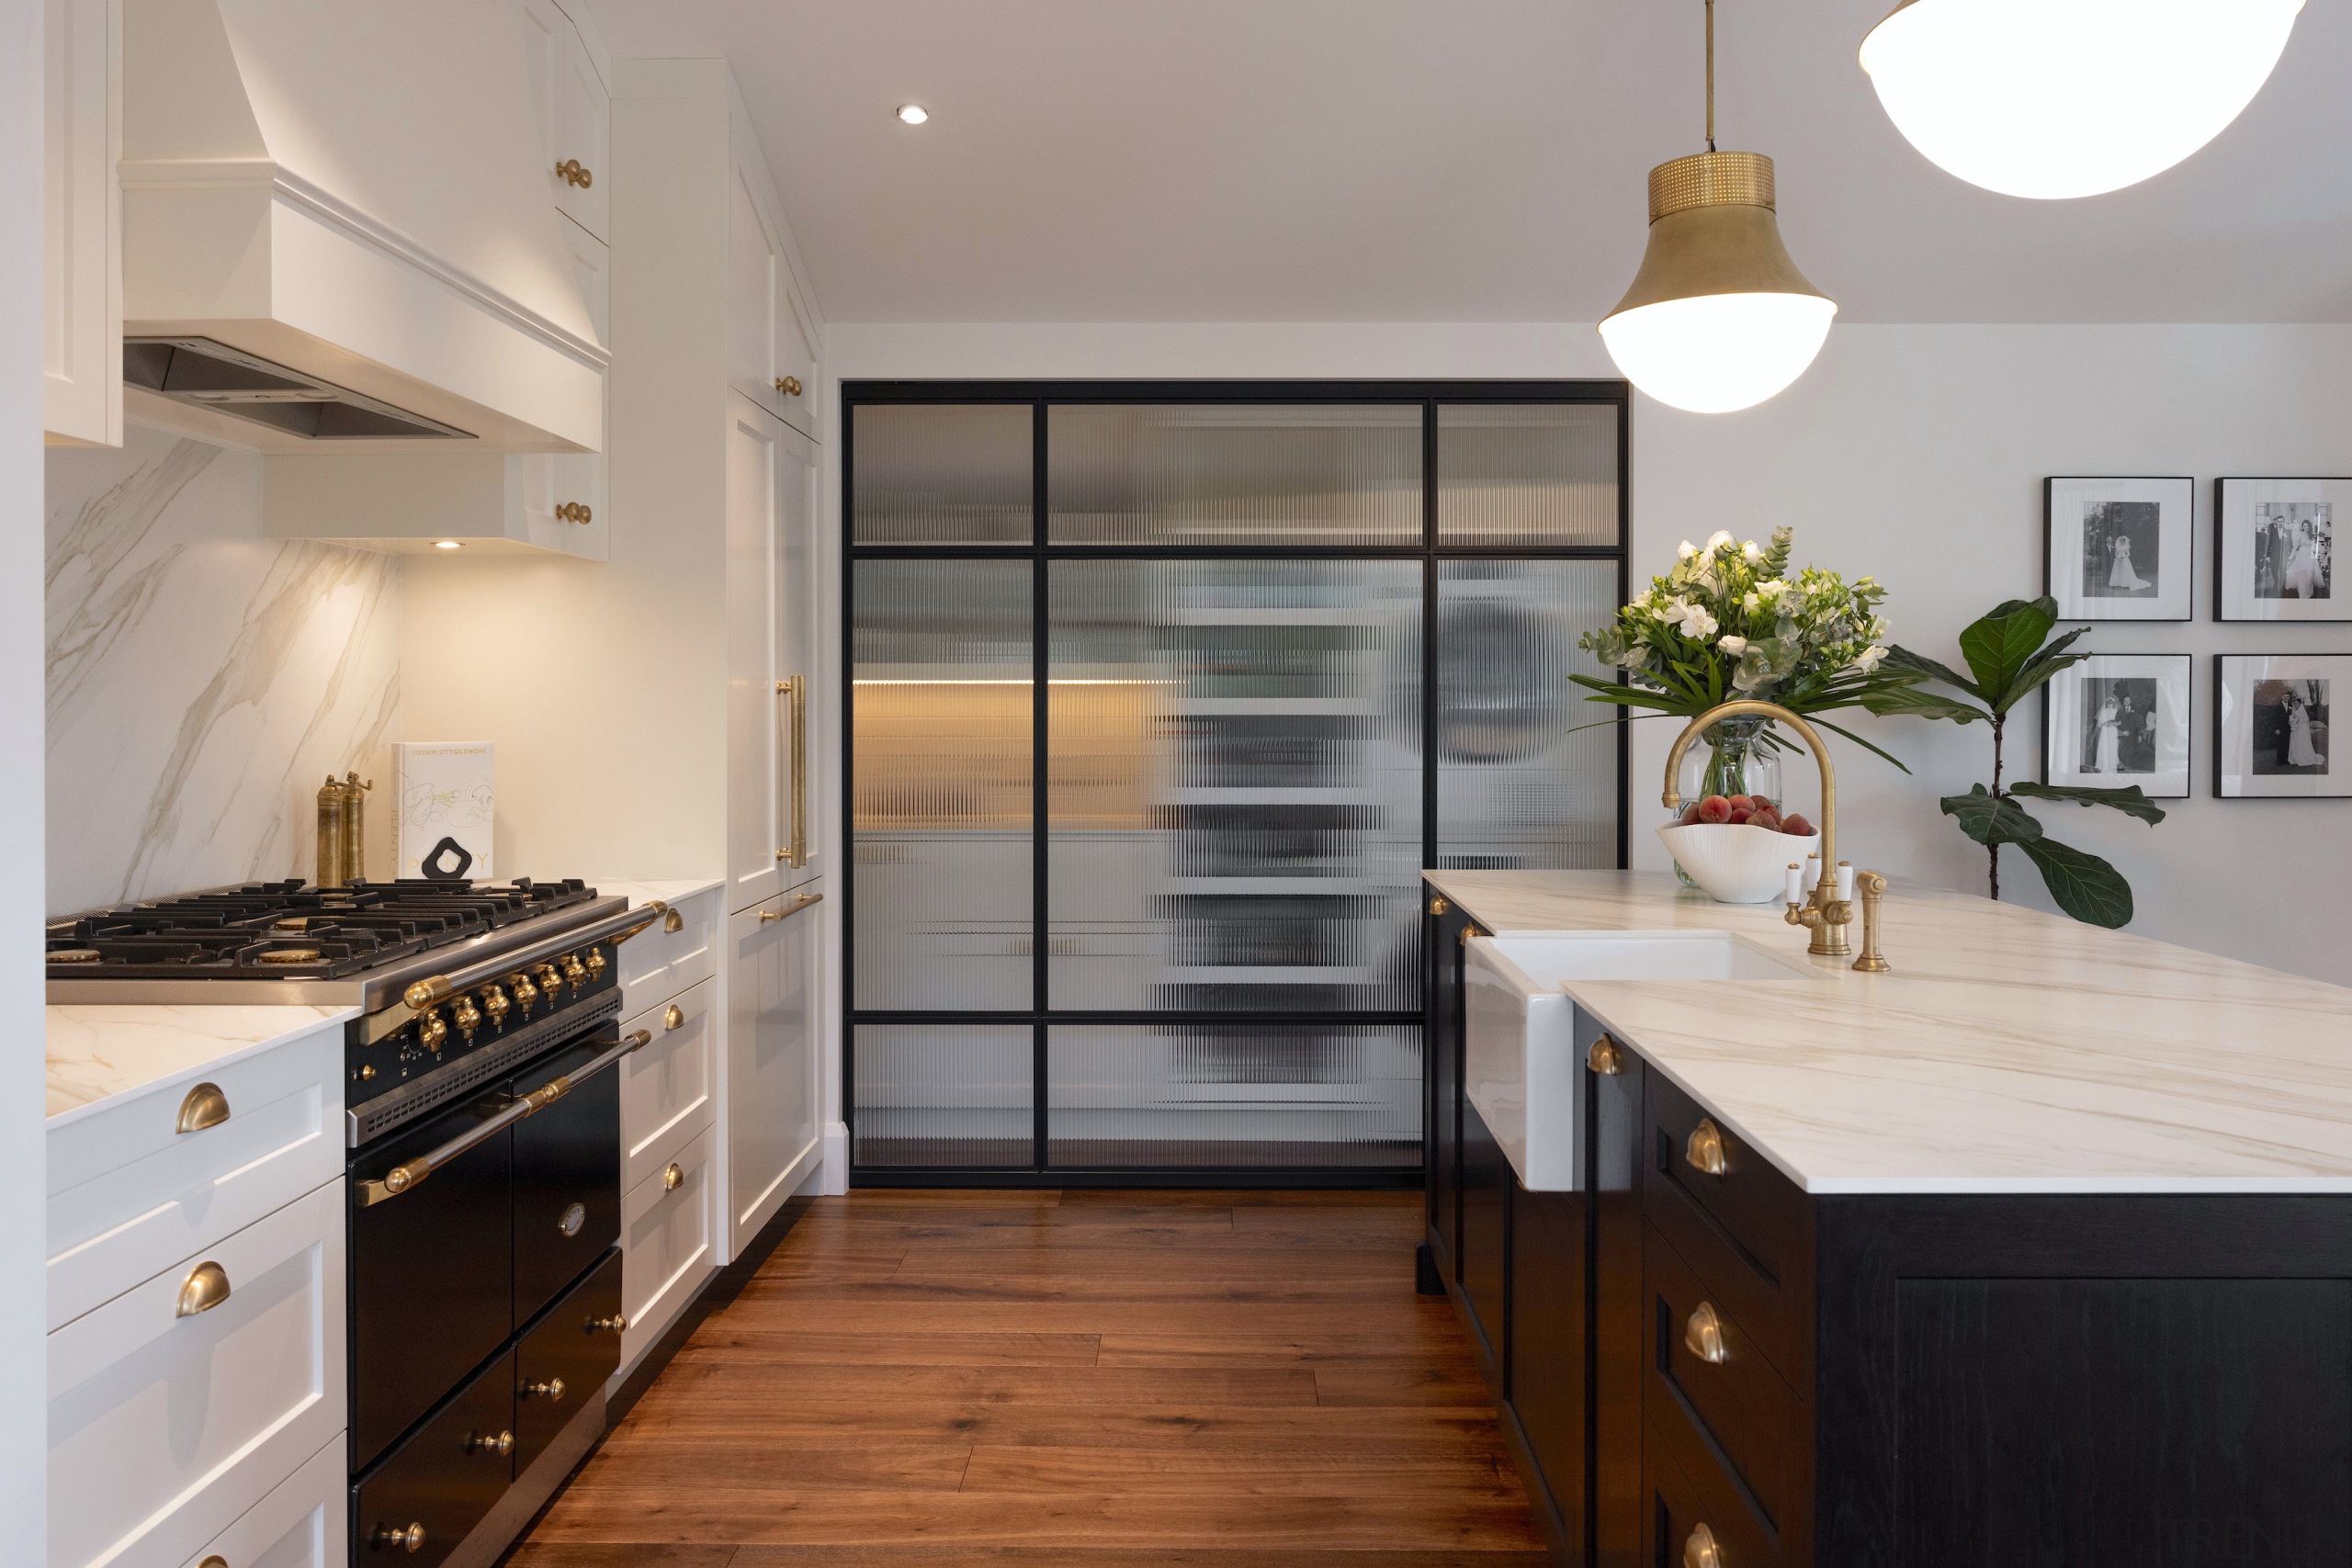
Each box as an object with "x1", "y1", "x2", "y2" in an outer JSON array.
[{"x1": 47, "y1": 877, "x2": 661, "y2": 1568}]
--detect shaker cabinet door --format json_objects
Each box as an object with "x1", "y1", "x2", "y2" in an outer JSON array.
[
  {"x1": 725, "y1": 886, "x2": 821, "y2": 1258},
  {"x1": 515, "y1": 0, "x2": 607, "y2": 240},
  {"x1": 725, "y1": 400, "x2": 784, "y2": 914}
]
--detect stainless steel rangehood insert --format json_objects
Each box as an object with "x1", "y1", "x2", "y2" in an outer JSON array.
[{"x1": 125, "y1": 338, "x2": 473, "y2": 441}]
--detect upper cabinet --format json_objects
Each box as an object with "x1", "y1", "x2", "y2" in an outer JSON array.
[
  {"x1": 725, "y1": 117, "x2": 821, "y2": 444},
  {"x1": 515, "y1": 0, "x2": 610, "y2": 244},
  {"x1": 45, "y1": 0, "x2": 122, "y2": 447}
]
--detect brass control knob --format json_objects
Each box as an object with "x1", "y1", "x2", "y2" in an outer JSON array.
[
  {"x1": 522, "y1": 1376, "x2": 567, "y2": 1402},
  {"x1": 418, "y1": 1009, "x2": 448, "y2": 1053},
  {"x1": 481, "y1": 984, "x2": 511, "y2": 1022},
  {"x1": 467, "y1": 1428, "x2": 514, "y2": 1456},
  {"x1": 583, "y1": 946, "x2": 606, "y2": 977},
  {"x1": 374, "y1": 1522, "x2": 426, "y2": 1553},
  {"x1": 537, "y1": 962, "x2": 564, "y2": 997},
  {"x1": 451, "y1": 995, "x2": 481, "y2": 1038},
  {"x1": 510, "y1": 972, "x2": 539, "y2": 1009},
  {"x1": 561, "y1": 952, "x2": 587, "y2": 987},
  {"x1": 663, "y1": 1003, "x2": 684, "y2": 1032}
]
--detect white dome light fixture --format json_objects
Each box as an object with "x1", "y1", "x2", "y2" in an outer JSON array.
[
  {"x1": 896, "y1": 103, "x2": 929, "y2": 126},
  {"x1": 1600, "y1": 1, "x2": 1837, "y2": 414},
  {"x1": 1860, "y1": 0, "x2": 2305, "y2": 200}
]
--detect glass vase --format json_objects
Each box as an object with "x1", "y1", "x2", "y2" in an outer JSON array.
[{"x1": 1669, "y1": 716, "x2": 1783, "y2": 889}]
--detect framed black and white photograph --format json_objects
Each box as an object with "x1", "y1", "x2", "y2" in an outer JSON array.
[
  {"x1": 2216, "y1": 479, "x2": 2348, "y2": 622},
  {"x1": 2043, "y1": 654, "x2": 2191, "y2": 799},
  {"x1": 2045, "y1": 477, "x2": 2193, "y2": 621},
  {"x1": 2217, "y1": 654, "x2": 2350, "y2": 797}
]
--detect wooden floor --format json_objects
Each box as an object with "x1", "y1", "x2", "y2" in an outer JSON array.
[{"x1": 512, "y1": 1189, "x2": 1546, "y2": 1565}]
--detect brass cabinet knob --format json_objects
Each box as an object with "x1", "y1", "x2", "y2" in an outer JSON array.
[
  {"x1": 1685, "y1": 1301, "x2": 1728, "y2": 1365},
  {"x1": 359, "y1": 1063, "x2": 378, "y2": 1080},
  {"x1": 584, "y1": 946, "x2": 607, "y2": 977},
  {"x1": 374, "y1": 1522, "x2": 426, "y2": 1553},
  {"x1": 555, "y1": 501, "x2": 594, "y2": 524},
  {"x1": 522, "y1": 1376, "x2": 567, "y2": 1402},
  {"x1": 417, "y1": 1009, "x2": 448, "y2": 1052},
  {"x1": 774, "y1": 375, "x2": 802, "y2": 396},
  {"x1": 1587, "y1": 1035, "x2": 1623, "y2": 1077},
  {"x1": 557, "y1": 157, "x2": 593, "y2": 187},
  {"x1": 662, "y1": 1160, "x2": 684, "y2": 1191},
  {"x1": 451, "y1": 995, "x2": 481, "y2": 1037},
  {"x1": 1427, "y1": 895, "x2": 1450, "y2": 916},
  {"x1": 481, "y1": 984, "x2": 511, "y2": 1021},
  {"x1": 562, "y1": 953, "x2": 588, "y2": 986},
  {"x1": 175, "y1": 1080, "x2": 231, "y2": 1134},
  {"x1": 467, "y1": 1427, "x2": 514, "y2": 1456},
  {"x1": 176, "y1": 1259, "x2": 232, "y2": 1316},
  {"x1": 663, "y1": 1004, "x2": 684, "y2": 1032},
  {"x1": 1683, "y1": 1523, "x2": 1724, "y2": 1568},
  {"x1": 589, "y1": 1313, "x2": 628, "y2": 1333},
  {"x1": 1686, "y1": 1117, "x2": 1728, "y2": 1178}
]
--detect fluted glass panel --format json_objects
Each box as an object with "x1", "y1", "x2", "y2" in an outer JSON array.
[
  {"x1": 1047, "y1": 559, "x2": 1422, "y2": 1011},
  {"x1": 1047, "y1": 1023, "x2": 1420, "y2": 1168},
  {"x1": 1048, "y1": 404, "x2": 1421, "y2": 545},
  {"x1": 854, "y1": 1024, "x2": 1033, "y2": 1168},
  {"x1": 1437, "y1": 403, "x2": 1619, "y2": 547},
  {"x1": 1435, "y1": 559, "x2": 1619, "y2": 869},
  {"x1": 852, "y1": 559, "x2": 1033, "y2": 1009},
  {"x1": 853, "y1": 403, "x2": 1034, "y2": 544}
]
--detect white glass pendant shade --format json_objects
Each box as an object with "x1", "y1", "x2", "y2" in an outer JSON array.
[
  {"x1": 1860, "y1": 0, "x2": 2304, "y2": 200},
  {"x1": 1600, "y1": 152, "x2": 1838, "y2": 415}
]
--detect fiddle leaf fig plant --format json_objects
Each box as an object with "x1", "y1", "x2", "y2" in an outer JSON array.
[{"x1": 1860, "y1": 595, "x2": 2165, "y2": 929}]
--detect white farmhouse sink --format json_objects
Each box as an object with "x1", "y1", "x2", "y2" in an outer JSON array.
[{"x1": 1464, "y1": 931, "x2": 1818, "y2": 1190}]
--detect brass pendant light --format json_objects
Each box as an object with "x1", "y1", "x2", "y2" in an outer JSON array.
[{"x1": 1599, "y1": 1, "x2": 1837, "y2": 414}]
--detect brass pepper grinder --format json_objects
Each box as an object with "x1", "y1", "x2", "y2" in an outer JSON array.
[
  {"x1": 339, "y1": 772, "x2": 374, "y2": 885},
  {"x1": 315, "y1": 775, "x2": 348, "y2": 887}
]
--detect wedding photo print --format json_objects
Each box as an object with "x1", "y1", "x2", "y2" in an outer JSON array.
[
  {"x1": 2045, "y1": 654, "x2": 2190, "y2": 798},
  {"x1": 2046, "y1": 477, "x2": 2192, "y2": 621},
  {"x1": 2218, "y1": 479, "x2": 2352, "y2": 622},
  {"x1": 2218, "y1": 654, "x2": 2351, "y2": 797}
]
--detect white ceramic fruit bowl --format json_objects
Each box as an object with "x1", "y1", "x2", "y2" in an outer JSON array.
[{"x1": 1657, "y1": 822, "x2": 1823, "y2": 905}]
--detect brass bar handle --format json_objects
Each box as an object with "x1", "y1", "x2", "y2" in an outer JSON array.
[
  {"x1": 758, "y1": 889, "x2": 824, "y2": 924},
  {"x1": 1683, "y1": 1523, "x2": 1724, "y2": 1568},
  {"x1": 175, "y1": 1081, "x2": 231, "y2": 1134},
  {"x1": 1686, "y1": 1117, "x2": 1728, "y2": 1178},
  {"x1": 1684, "y1": 1301, "x2": 1729, "y2": 1364},
  {"x1": 776, "y1": 675, "x2": 807, "y2": 867},
  {"x1": 1586, "y1": 1035, "x2": 1624, "y2": 1077},
  {"x1": 557, "y1": 157, "x2": 593, "y2": 187},
  {"x1": 175, "y1": 1260, "x2": 232, "y2": 1318}
]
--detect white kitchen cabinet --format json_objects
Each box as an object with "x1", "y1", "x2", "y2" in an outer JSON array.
[
  {"x1": 515, "y1": 0, "x2": 611, "y2": 243},
  {"x1": 727, "y1": 399, "x2": 786, "y2": 914},
  {"x1": 183, "y1": 1436, "x2": 345, "y2": 1568},
  {"x1": 44, "y1": 0, "x2": 121, "y2": 446},
  {"x1": 724, "y1": 139, "x2": 821, "y2": 443},
  {"x1": 724, "y1": 884, "x2": 823, "y2": 1258},
  {"x1": 618, "y1": 886, "x2": 719, "y2": 1008},
  {"x1": 617, "y1": 1122, "x2": 717, "y2": 1377},
  {"x1": 266, "y1": 449, "x2": 607, "y2": 560},
  {"x1": 619, "y1": 976, "x2": 717, "y2": 1194}
]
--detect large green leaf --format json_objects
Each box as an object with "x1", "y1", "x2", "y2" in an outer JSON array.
[
  {"x1": 1860, "y1": 683, "x2": 1991, "y2": 725},
  {"x1": 1993, "y1": 625, "x2": 2094, "y2": 716},
  {"x1": 2018, "y1": 836, "x2": 2133, "y2": 928},
  {"x1": 1883, "y1": 644, "x2": 1984, "y2": 701},
  {"x1": 1939, "y1": 784, "x2": 2042, "y2": 846},
  {"x1": 1955, "y1": 597, "x2": 2058, "y2": 707},
  {"x1": 2008, "y1": 781, "x2": 2167, "y2": 825}
]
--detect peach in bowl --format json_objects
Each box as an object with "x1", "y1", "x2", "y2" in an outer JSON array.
[{"x1": 1656, "y1": 794, "x2": 1821, "y2": 905}]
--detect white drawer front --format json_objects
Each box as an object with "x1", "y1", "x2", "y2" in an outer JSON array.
[
  {"x1": 51, "y1": 1179, "x2": 346, "y2": 1568},
  {"x1": 619, "y1": 977, "x2": 716, "y2": 1193},
  {"x1": 180, "y1": 1434, "x2": 345, "y2": 1568},
  {"x1": 49, "y1": 1026, "x2": 343, "y2": 1331},
  {"x1": 617, "y1": 888, "x2": 718, "y2": 1007},
  {"x1": 618, "y1": 1124, "x2": 717, "y2": 1376}
]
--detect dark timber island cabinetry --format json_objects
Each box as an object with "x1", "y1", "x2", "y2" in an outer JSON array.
[{"x1": 1423, "y1": 875, "x2": 2352, "y2": 1568}]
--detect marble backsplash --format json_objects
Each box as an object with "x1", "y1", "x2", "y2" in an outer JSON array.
[{"x1": 46, "y1": 424, "x2": 401, "y2": 913}]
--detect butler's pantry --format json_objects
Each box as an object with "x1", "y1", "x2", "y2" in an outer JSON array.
[{"x1": 22, "y1": 3, "x2": 2352, "y2": 1566}]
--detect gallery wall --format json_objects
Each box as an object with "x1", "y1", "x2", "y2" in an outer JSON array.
[{"x1": 823, "y1": 321, "x2": 2352, "y2": 984}]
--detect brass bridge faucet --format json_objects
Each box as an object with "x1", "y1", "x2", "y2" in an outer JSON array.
[{"x1": 1660, "y1": 699, "x2": 1890, "y2": 972}]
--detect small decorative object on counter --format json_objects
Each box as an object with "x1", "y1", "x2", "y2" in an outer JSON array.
[
  {"x1": 313, "y1": 772, "x2": 372, "y2": 886},
  {"x1": 1862, "y1": 594, "x2": 2166, "y2": 928},
  {"x1": 396, "y1": 741, "x2": 495, "y2": 881}
]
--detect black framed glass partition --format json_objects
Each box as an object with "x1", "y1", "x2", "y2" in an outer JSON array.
[{"x1": 845, "y1": 382, "x2": 1629, "y2": 1186}]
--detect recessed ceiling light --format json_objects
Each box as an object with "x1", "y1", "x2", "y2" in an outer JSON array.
[
  {"x1": 896, "y1": 103, "x2": 929, "y2": 126},
  {"x1": 434, "y1": 539, "x2": 463, "y2": 550}
]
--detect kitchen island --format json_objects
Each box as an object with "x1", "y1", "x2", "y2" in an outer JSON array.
[{"x1": 1420, "y1": 870, "x2": 2352, "y2": 1568}]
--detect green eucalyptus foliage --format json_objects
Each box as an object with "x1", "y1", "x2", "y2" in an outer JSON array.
[{"x1": 1861, "y1": 596, "x2": 2165, "y2": 928}]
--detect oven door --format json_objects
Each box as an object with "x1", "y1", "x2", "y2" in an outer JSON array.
[
  {"x1": 351, "y1": 1087, "x2": 514, "y2": 1471},
  {"x1": 511, "y1": 1031, "x2": 623, "y2": 1329}
]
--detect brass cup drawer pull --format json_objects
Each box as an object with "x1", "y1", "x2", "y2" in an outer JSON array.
[
  {"x1": 663, "y1": 1160, "x2": 684, "y2": 1191},
  {"x1": 1683, "y1": 1522, "x2": 1724, "y2": 1568},
  {"x1": 1587, "y1": 1035, "x2": 1623, "y2": 1077},
  {"x1": 1686, "y1": 1116, "x2": 1728, "y2": 1178},
  {"x1": 1684, "y1": 1301, "x2": 1729, "y2": 1364},
  {"x1": 374, "y1": 1521, "x2": 426, "y2": 1553},
  {"x1": 1428, "y1": 895, "x2": 1450, "y2": 915},
  {"x1": 198, "y1": 1558, "x2": 227, "y2": 1568},
  {"x1": 664, "y1": 1003, "x2": 685, "y2": 1031},
  {"x1": 522, "y1": 1376, "x2": 567, "y2": 1402},
  {"x1": 175, "y1": 1080, "x2": 231, "y2": 1134},
  {"x1": 557, "y1": 157, "x2": 593, "y2": 187},
  {"x1": 175, "y1": 1260, "x2": 232, "y2": 1318}
]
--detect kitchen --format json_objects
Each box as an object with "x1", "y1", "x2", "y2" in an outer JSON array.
[{"x1": 16, "y1": 2, "x2": 2352, "y2": 1566}]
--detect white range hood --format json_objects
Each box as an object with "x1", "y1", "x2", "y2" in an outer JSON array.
[{"x1": 119, "y1": 0, "x2": 605, "y2": 452}]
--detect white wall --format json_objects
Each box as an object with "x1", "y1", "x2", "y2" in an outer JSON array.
[{"x1": 826, "y1": 321, "x2": 2352, "y2": 986}]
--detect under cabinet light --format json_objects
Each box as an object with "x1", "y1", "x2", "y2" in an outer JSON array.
[{"x1": 434, "y1": 540, "x2": 463, "y2": 550}]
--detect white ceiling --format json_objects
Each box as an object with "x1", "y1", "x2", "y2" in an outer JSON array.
[{"x1": 583, "y1": 0, "x2": 2352, "y2": 325}]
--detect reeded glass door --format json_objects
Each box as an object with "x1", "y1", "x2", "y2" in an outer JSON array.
[{"x1": 846, "y1": 385, "x2": 1627, "y2": 1183}]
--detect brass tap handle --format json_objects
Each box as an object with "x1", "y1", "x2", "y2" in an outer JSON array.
[
  {"x1": 1684, "y1": 1302, "x2": 1729, "y2": 1364},
  {"x1": 1686, "y1": 1117, "x2": 1728, "y2": 1178},
  {"x1": 1852, "y1": 870, "x2": 1891, "y2": 973},
  {"x1": 175, "y1": 1080, "x2": 231, "y2": 1134}
]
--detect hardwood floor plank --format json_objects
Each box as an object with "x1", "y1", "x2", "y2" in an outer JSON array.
[
  {"x1": 605, "y1": 1361, "x2": 1321, "y2": 1408},
  {"x1": 1095, "y1": 1328, "x2": 1472, "y2": 1367},
  {"x1": 564, "y1": 1440, "x2": 976, "y2": 1492},
  {"x1": 956, "y1": 1442, "x2": 1522, "y2": 1496},
  {"x1": 1314, "y1": 1359, "x2": 1495, "y2": 1407},
  {"x1": 673, "y1": 1328, "x2": 1102, "y2": 1367},
  {"x1": 729, "y1": 1552, "x2": 1552, "y2": 1567}
]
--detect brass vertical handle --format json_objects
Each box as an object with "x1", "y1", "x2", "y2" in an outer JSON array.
[
  {"x1": 776, "y1": 675, "x2": 807, "y2": 867},
  {"x1": 1686, "y1": 1117, "x2": 1728, "y2": 1177},
  {"x1": 1684, "y1": 1302, "x2": 1728, "y2": 1364}
]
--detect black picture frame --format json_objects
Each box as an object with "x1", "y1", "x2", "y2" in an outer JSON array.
[
  {"x1": 2214, "y1": 479, "x2": 2350, "y2": 623},
  {"x1": 2042, "y1": 477, "x2": 2193, "y2": 622},
  {"x1": 2041, "y1": 653, "x2": 2192, "y2": 800},
  {"x1": 2213, "y1": 653, "x2": 2352, "y2": 798}
]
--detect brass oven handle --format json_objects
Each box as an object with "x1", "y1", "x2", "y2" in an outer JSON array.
[
  {"x1": 175, "y1": 1260, "x2": 232, "y2": 1317},
  {"x1": 1686, "y1": 1117, "x2": 1728, "y2": 1178},
  {"x1": 398, "y1": 901, "x2": 663, "y2": 1014},
  {"x1": 175, "y1": 1080, "x2": 231, "y2": 1134},
  {"x1": 775, "y1": 675, "x2": 807, "y2": 867},
  {"x1": 1684, "y1": 1522, "x2": 1724, "y2": 1568},
  {"x1": 357, "y1": 1029, "x2": 652, "y2": 1206},
  {"x1": 1685, "y1": 1301, "x2": 1728, "y2": 1364},
  {"x1": 758, "y1": 890, "x2": 823, "y2": 924},
  {"x1": 1586, "y1": 1036, "x2": 1623, "y2": 1077}
]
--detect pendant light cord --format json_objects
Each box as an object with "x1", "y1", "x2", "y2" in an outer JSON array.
[{"x1": 1704, "y1": 0, "x2": 1717, "y2": 152}]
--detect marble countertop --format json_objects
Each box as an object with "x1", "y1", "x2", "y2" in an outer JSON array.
[
  {"x1": 588, "y1": 876, "x2": 724, "y2": 910},
  {"x1": 1426, "y1": 870, "x2": 2352, "y2": 1195},
  {"x1": 47, "y1": 1005, "x2": 356, "y2": 1122}
]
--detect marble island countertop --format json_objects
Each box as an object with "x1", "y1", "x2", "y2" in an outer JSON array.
[
  {"x1": 1428, "y1": 870, "x2": 2352, "y2": 1195},
  {"x1": 587, "y1": 875, "x2": 724, "y2": 910},
  {"x1": 47, "y1": 1004, "x2": 356, "y2": 1122}
]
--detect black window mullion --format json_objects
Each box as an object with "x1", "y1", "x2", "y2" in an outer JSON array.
[{"x1": 1031, "y1": 400, "x2": 1050, "y2": 1173}]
